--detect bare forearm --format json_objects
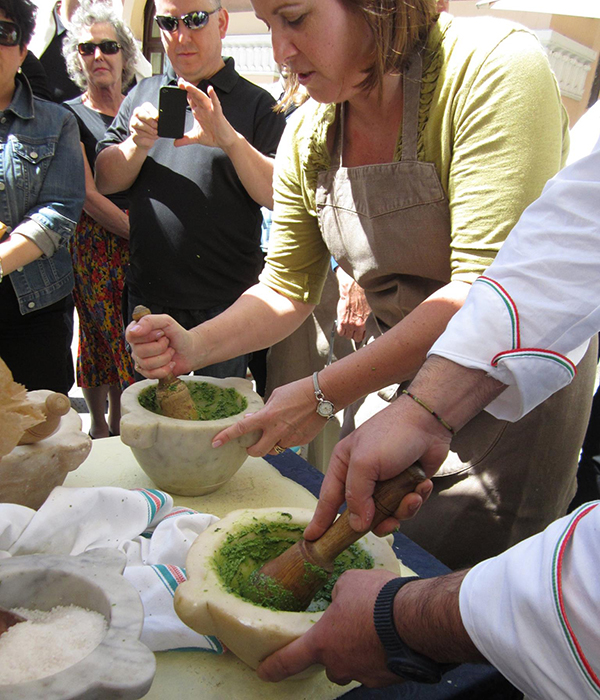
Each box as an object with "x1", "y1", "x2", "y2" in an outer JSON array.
[
  {"x1": 0, "y1": 234, "x2": 44, "y2": 275},
  {"x1": 95, "y1": 140, "x2": 147, "y2": 194},
  {"x1": 83, "y1": 190, "x2": 129, "y2": 239},
  {"x1": 393, "y1": 572, "x2": 485, "y2": 664},
  {"x1": 318, "y1": 281, "x2": 472, "y2": 410},
  {"x1": 409, "y1": 356, "x2": 506, "y2": 431},
  {"x1": 189, "y1": 283, "x2": 314, "y2": 368},
  {"x1": 223, "y1": 133, "x2": 275, "y2": 209}
]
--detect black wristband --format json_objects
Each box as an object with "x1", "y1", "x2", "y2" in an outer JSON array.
[{"x1": 374, "y1": 577, "x2": 456, "y2": 684}]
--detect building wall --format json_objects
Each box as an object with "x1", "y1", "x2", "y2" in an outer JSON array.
[
  {"x1": 550, "y1": 14, "x2": 600, "y2": 122},
  {"x1": 448, "y1": 0, "x2": 600, "y2": 124}
]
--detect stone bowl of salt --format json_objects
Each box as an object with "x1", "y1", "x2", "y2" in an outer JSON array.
[{"x1": 0, "y1": 548, "x2": 156, "y2": 699}]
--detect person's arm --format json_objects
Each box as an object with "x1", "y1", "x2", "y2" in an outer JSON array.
[
  {"x1": 459, "y1": 503, "x2": 600, "y2": 699},
  {"x1": 6, "y1": 110, "x2": 84, "y2": 260},
  {"x1": 126, "y1": 281, "x2": 315, "y2": 377},
  {"x1": 95, "y1": 102, "x2": 158, "y2": 194},
  {"x1": 0, "y1": 232, "x2": 47, "y2": 275},
  {"x1": 79, "y1": 144, "x2": 129, "y2": 239},
  {"x1": 259, "y1": 505, "x2": 600, "y2": 688},
  {"x1": 212, "y1": 279, "x2": 472, "y2": 458},
  {"x1": 176, "y1": 81, "x2": 276, "y2": 209},
  {"x1": 431, "y1": 124, "x2": 600, "y2": 421}
]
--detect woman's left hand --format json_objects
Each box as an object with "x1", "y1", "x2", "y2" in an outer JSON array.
[{"x1": 211, "y1": 376, "x2": 329, "y2": 456}]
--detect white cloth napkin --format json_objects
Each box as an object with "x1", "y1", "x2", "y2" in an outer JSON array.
[{"x1": 0, "y1": 486, "x2": 223, "y2": 653}]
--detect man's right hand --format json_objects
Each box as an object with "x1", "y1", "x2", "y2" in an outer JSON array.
[
  {"x1": 128, "y1": 102, "x2": 159, "y2": 152},
  {"x1": 304, "y1": 394, "x2": 449, "y2": 541},
  {"x1": 126, "y1": 313, "x2": 197, "y2": 379}
]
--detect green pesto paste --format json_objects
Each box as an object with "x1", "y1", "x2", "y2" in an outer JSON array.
[
  {"x1": 138, "y1": 381, "x2": 247, "y2": 420},
  {"x1": 212, "y1": 515, "x2": 374, "y2": 612}
]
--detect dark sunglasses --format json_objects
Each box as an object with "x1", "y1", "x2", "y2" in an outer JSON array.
[
  {"x1": 155, "y1": 7, "x2": 219, "y2": 33},
  {"x1": 77, "y1": 40, "x2": 122, "y2": 56},
  {"x1": 0, "y1": 19, "x2": 21, "y2": 47}
]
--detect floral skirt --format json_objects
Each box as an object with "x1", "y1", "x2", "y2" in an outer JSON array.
[{"x1": 69, "y1": 210, "x2": 134, "y2": 390}]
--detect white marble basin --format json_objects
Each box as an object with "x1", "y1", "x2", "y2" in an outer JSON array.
[
  {"x1": 174, "y1": 507, "x2": 403, "y2": 676},
  {"x1": 0, "y1": 548, "x2": 156, "y2": 699},
  {"x1": 0, "y1": 390, "x2": 91, "y2": 510},
  {"x1": 120, "y1": 376, "x2": 263, "y2": 496}
]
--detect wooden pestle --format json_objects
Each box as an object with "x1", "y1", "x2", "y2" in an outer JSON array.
[
  {"x1": 131, "y1": 305, "x2": 198, "y2": 420},
  {"x1": 0, "y1": 606, "x2": 25, "y2": 637},
  {"x1": 18, "y1": 393, "x2": 71, "y2": 445},
  {"x1": 248, "y1": 464, "x2": 428, "y2": 612}
]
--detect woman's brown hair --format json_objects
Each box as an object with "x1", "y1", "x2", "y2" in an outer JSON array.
[{"x1": 277, "y1": 0, "x2": 438, "y2": 112}]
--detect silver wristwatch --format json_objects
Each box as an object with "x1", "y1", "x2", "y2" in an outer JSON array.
[{"x1": 313, "y1": 372, "x2": 335, "y2": 419}]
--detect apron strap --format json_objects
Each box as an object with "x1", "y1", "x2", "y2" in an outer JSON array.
[
  {"x1": 331, "y1": 104, "x2": 344, "y2": 169},
  {"x1": 401, "y1": 52, "x2": 423, "y2": 163}
]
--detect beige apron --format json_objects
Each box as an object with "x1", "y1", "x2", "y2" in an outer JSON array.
[{"x1": 315, "y1": 53, "x2": 597, "y2": 569}]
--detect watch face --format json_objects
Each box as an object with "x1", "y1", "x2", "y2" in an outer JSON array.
[{"x1": 316, "y1": 400, "x2": 335, "y2": 417}]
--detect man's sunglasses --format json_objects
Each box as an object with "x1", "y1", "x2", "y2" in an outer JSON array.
[
  {"x1": 155, "y1": 7, "x2": 219, "y2": 33},
  {"x1": 77, "y1": 40, "x2": 122, "y2": 56},
  {"x1": 0, "y1": 19, "x2": 21, "y2": 47}
]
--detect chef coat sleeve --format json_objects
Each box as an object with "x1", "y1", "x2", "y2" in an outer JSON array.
[
  {"x1": 459, "y1": 503, "x2": 600, "y2": 700},
  {"x1": 429, "y1": 120, "x2": 600, "y2": 421}
]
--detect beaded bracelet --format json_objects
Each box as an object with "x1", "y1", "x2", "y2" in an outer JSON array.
[{"x1": 401, "y1": 389, "x2": 456, "y2": 436}]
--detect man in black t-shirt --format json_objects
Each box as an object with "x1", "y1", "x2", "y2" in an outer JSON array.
[{"x1": 96, "y1": 0, "x2": 286, "y2": 380}]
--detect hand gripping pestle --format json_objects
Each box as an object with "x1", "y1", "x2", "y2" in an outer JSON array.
[
  {"x1": 248, "y1": 464, "x2": 427, "y2": 611},
  {"x1": 131, "y1": 306, "x2": 198, "y2": 420}
]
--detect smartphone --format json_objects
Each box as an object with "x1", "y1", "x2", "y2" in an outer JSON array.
[{"x1": 158, "y1": 85, "x2": 187, "y2": 139}]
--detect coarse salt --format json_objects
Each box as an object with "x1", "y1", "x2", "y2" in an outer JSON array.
[{"x1": 0, "y1": 605, "x2": 107, "y2": 684}]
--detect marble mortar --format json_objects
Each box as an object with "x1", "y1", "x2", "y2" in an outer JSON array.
[
  {"x1": 174, "y1": 507, "x2": 402, "y2": 676},
  {"x1": 120, "y1": 376, "x2": 263, "y2": 496},
  {"x1": 0, "y1": 548, "x2": 156, "y2": 699},
  {"x1": 0, "y1": 390, "x2": 91, "y2": 510}
]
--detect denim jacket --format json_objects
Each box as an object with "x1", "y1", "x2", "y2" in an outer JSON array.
[{"x1": 0, "y1": 74, "x2": 84, "y2": 314}]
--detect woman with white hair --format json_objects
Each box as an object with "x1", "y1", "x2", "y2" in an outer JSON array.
[{"x1": 62, "y1": 1, "x2": 140, "y2": 438}]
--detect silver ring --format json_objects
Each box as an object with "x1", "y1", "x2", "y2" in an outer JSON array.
[{"x1": 273, "y1": 445, "x2": 285, "y2": 454}]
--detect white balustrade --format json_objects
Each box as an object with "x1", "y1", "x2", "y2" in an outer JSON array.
[
  {"x1": 222, "y1": 30, "x2": 598, "y2": 101},
  {"x1": 222, "y1": 34, "x2": 279, "y2": 78},
  {"x1": 534, "y1": 29, "x2": 597, "y2": 101}
]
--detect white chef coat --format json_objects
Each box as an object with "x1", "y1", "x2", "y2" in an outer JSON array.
[
  {"x1": 429, "y1": 103, "x2": 600, "y2": 421},
  {"x1": 460, "y1": 501, "x2": 600, "y2": 700}
]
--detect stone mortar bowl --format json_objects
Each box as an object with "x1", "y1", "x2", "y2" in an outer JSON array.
[
  {"x1": 0, "y1": 548, "x2": 156, "y2": 699},
  {"x1": 174, "y1": 507, "x2": 402, "y2": 677},
  {"x1": 120, "y1": 376, "x2": 263, "y2": 496},
  {"x1": 0, "y1": 390, "x2": 92, "y2": 510}
]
